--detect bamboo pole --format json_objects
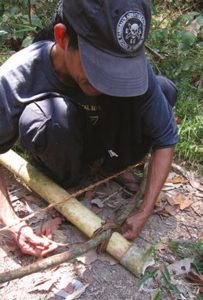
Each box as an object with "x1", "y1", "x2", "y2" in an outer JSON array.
[{"x1": 0, "y1": 150, "x2": 153, "y2": 277}]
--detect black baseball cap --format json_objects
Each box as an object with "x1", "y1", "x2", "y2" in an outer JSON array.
[{"x1": 63, "y1": 0, "x2": 151, "y2": 97}]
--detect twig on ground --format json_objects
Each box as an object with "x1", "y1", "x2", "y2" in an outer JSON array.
[
  {"x1": 171, "y1": 163, "x2": 190, "y2": 179},
  {"x1": 145, "y1": 43, "x2": 165, "y2": 61},
  {"x1": 0, "y1": 231, "x2": 109, "y2": 284}
]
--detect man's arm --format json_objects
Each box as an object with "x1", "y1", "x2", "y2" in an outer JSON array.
[
  {"x1": 0, "y1": 169, "x2": 57, "y2": 256},
  {"x1": 122, "y1": 146, "x2": 174, "y2": 240}
]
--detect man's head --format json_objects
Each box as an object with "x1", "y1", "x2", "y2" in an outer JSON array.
[{"x1": 61, "y1": 0, "x2": 152, "y2": 97}]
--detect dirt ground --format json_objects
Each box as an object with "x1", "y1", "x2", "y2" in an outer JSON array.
[{"x1": 0, "y1": 161, "x2": 202, "y2": 300}]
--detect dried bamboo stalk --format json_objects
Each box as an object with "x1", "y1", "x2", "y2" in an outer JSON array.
[{"x1": 0, "y1": 150, "x2": 153, "y2": 277}]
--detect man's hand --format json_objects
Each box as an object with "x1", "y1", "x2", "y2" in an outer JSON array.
[
  {"x1": 122, "y1": 210, "x2": 149, "y2": 240},
  {"x1": 10, "y1": 222, "x2": 58, "y2": 257},
  {"x1": 122, "y1": 147, "x2": 175, "y2": 240},
  {"x1": 0, "y1": 171, "x2": 57, "y2": 256}
]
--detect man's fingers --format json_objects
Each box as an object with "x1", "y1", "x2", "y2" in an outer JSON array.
[
  {"x1": 40, "y1": 243, "x2": 58, "y2": 256},
  {"x1": 18, "y1": 242, "x2": 43, "y2": 257},
  {"x1": 19, "y1": 240, "x2": 58, "y2": 257},
  {"x1": 11, "y1": 224, "x2": 58, "y2": 256},
  {"x1": 122, "y1": 222, "x2": 137, "y2": 240},
  {"x1": 27, "y1": 233, "x2": 51, "y2": 248},
  {"x1": 123, "y1": 230, "x2": 133, "y2": 240}
]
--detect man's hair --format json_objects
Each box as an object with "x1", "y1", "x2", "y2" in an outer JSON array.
[{"x1": 33, "y1": 0, "x2": 78, "y2": 49}]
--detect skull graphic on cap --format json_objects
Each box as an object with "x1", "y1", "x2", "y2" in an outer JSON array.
[
  {"x1": 117, "y1": 10, "x2": 146, "y2": 52},
  {"x1": 126, "y1": 23, "x2": 142, "y2": 41}
]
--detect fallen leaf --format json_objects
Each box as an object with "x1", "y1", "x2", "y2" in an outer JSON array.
[
  {"x1": 195, "y1": 192, "x2": 203, "y2": 198},
  {"x1": 76, "y1": 249, "x2": 98, "y2": 265},
  {"x1": 84, "y1": 190, "x2": 95, "y2": 201},
  {"x1": 166, "y1": 176, "x2": 189, "y2": 184},
  {"x1": 36, "y1": 217, "x2": 62, "y2": 239},
  {"x1": 65, "y1": 282, "x2": 74, "y2": 294},
  {"x1": 156, "y1": 192, "x2": 169, "y2": 203},
  {"x1": 12, "y1": 200, "x2": 29, "y2": 217},
  {"x1": 25, "y1": 202, "x2": 48, "y2": 221},
  {"x1": 0, "y1": 282, "x2": 9, "y2": 289},
  {"x1": 4, "y1": 239, "x2": 19, "y2": 252},
  {"x1": 190, "y1": 180, "x2": 203, "y2": 192},
  {"x1": 186, "y1": 271, "x2": 203, "y2": 285},
  {"x1": 176, "y1": 116, "x2": 182, "y2": 124},
  {"x1": 24, "y1": 194, "x2": 40, "y2": 203},
  {"x1": 29, "y1": 278, "x2": 56, "y2": 293},
  {"x1": 162, "y1": 183, "x2": 183, "y2": 191},
  {"x1": 171, "y1": 193, "x2": 193, "y2": 210},
  {"x1": 155, "y1": 242, "x2": 168, "y2": 253},
  {"x1": 53, "y1": 230, "x2": 69, "y2": 245},
  {"x1": 168, "y1": 258, "x2": 193, "y2": 276},
  {"x1": 53, "y1": 279, "x2": 88, "y2": 300},
  {"x1": 154, "y1": 258, "x2": 193, "y2": 282},
  {"x1": 156, "y1": 204, "x2": 179, "y2": 216},
  {"x1": 191, "y1": 201, "x2": 203, "y2": 216},
  {"x1": 91, "y1": 198, "x2": 104, "y2": 208}
]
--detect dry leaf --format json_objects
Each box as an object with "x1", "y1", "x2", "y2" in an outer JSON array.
[
  {"x1": 191, "y1": 201, "x2": 203, "y2": 215},
  {"x1": 156, "y1": 204, "x2": 179, "y2": 216},
  {"x1": 199, "y1": 232, "x2": 203, "y2": 240},
  {"x1": 176, "y1": 116, "x2": 182, "y2": 124},
  {"x1": 171, "y1": 193, "x2": 193, "y2": 210},
  {"x1": 76, "y1": 249, "x2": 98, "y2": 265},
  {"x1": 24, "y1": 194, "x2": 40, "y2": 203},
  {"x1": 53, "y1": 230, "x2": 68, "y2": 245},
  {"x1": 190, "y1": 180, "x2": 203, "y2": 192},
  {"x1": 195, "y1": 192, "x2": 203, "y2": 198},
  {"x1": 168, "y1": 258, "x2": 193, "y2": 276},
  {"x1": 91, "y1": 198, "x2": 104, "y2": 208},
  {"x1": 29, "y1": 278, "x2": 56, "y2": 293},
  {"x1": 166, "y1": 176, "x2": 189, "y2": 184},
  {"x1": 84, "y1": 190, "x2": 95, "y2": 201},
  {"x1": 156, "y1": 192, "x2": 169, "y2": 203},
  {"x1": 162, "y1": 183, "x2": 182, "y2": 191},
  {"x1": 155, "y1": 242, "x2": 168, "y2": 253},
  {"x1": 4, "y1": 239, "x2": 19, "y2": 252},
  {"x1": 53, "y1": 279, "x2": 88, "y2": 300},
  {"x1": 186, "y1": 271, "x2": 203, "y2": 285},
  {"x1": 36, "y1": 217, "x2": 62, "y2": 239}
]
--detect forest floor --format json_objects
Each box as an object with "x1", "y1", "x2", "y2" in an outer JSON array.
[{"x1": 0, "y1": 159, "x2": 202, "y2": 300}]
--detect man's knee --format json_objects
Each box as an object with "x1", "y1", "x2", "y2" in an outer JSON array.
[
  {"x1": 157, "y1": 76, "x2": 178, "y2": 107},
  {"x1": 19, "y1": 97, "x2": 84, "y2": 184}
]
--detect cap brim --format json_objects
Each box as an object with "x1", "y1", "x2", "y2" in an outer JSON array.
[{"x1": 78, "y1": 36, "x2": 148, "y2": 97}]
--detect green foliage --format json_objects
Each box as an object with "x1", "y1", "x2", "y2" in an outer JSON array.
[
  {"x1": 139, "y1": 239, "x2": 203, "y2": 299},
  {"x1": 148, "y1": 1, "x2": 203, "y2": 167},
  {"x1": 0, "y1": 0, "x2": 57, "y2": 48},
  {"x1": 161, "y1": 264, "x2": 181, "y2": 295},
  {"x1": 138, "y1": 268, "x2": 158, "y2": 286},
  {"x1": 169, "y1": 240, "x2": 203, "y2": 274},
  {"x1": 152, "y1": 289, "x2": 162, "y2": 300}
]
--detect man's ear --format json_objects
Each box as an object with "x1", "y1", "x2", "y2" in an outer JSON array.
[{"x1": 54, "y1": 23, "x2": 69, "y2": 50}]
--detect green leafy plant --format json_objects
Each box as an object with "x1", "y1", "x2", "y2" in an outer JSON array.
[
  {"x1": 169, "y1": 240, "x2": 203, "y2": 274},
  {"x1": 0, "y1": 0, "x2": 57, "y2": 49},
  {"x1": 148, "y1": 1, "x2": 203, "y2": 168}
]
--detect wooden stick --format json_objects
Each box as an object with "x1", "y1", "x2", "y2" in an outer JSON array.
[
  {"x1": 145, "y1": 43, "x2": 165, "y2": 61},
  {"x1": 171, "y1": 163, "x2": 190, "y2": 179},
  {"x1": 0, "y1": 231, "x2": 108, "y2": 284}
]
